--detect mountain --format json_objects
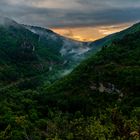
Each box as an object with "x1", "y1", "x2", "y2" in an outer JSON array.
[
  {"x1": 25, "y1": 25, "x2": 90, "y2": 62},
  {"x1": 0, "y1": 17, "x2": 91, "y2": 88},
  {"x1": 89, "y1": 22, "x2": 140, "y2": 52},
  {"x1": 0, "y1": 17, "x2": 140, "y2": 139},
  {"x1": 1, "y1": 17, "x2": 139, "y2": 87},
  {"x1": 43, "y1": 23, "x2": 140, "y2": 109},
  {"x1": 41, "y1": 25, "x2": 140, "y2": 139}
]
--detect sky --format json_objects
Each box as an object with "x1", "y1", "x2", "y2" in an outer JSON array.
[{"x1": 0, "y1": 0, "x2": 140, "y2": 41}]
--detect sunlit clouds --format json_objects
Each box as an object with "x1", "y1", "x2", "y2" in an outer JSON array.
[
  {"x1": 0, "y1": 0, "x2": 140, "y2": 41},
  {"x1": 52, "y1": 23, "x2": 132, "y2": 41}
]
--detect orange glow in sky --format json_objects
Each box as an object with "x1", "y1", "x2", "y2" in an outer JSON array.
[{"x1": 52, "y1": 23, "x2": 132, "y2": 41}]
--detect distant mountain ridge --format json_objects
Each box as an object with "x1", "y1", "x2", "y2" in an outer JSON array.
[
  {"x1": 25, "y1": 25, "x2": 91, "y2": 62},
  {"x1": 0, "y1": 16, "x2": 140, "y2": 139},
  {"x1": 0, "y1": 17, "x2": 92, "y2": 86},
  {"x1": 89, "y1": 22, "x2": 140, "y2": 52},
  {"x1": 44, "y1": 22, "x2": 140, "y2": 117},
  {"x1": 0, "y1": 16, "x2": 140, "y2": 85}
]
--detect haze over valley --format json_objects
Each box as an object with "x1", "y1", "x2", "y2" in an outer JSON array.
[{"x1": 0, "y1": 0, "x2": 140, "y2": 139}]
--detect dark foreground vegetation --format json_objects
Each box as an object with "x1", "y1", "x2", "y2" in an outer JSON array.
[{"x1": 0, "y1": 21, "x2": 140, "y2": 139}]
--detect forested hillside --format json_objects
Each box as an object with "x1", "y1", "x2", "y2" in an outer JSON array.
[
  {"x1": 0, "y1": 17, "x2": 92, "y2": 90},
  {"x1": 0, "y1": 19, "x2": 140, "y2": 139},
  {"x1": 43, "y1": 29, "x2": 140, "y2": 139},
  {"x1": 42, "y1": 28, "x2": 140, "y2": 139}
]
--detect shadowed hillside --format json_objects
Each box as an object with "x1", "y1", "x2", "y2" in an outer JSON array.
[{"x1": 0, "y1": 18, "x2": 140, "y2": 139}]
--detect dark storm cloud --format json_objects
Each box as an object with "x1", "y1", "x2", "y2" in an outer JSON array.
[{"x1": 0, "y1": 0, "x2": 140, "y2": 28}]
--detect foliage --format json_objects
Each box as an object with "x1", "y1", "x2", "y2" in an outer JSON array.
[{"x1": 0, "y1": 21, "x2": 140, "y2": 139}]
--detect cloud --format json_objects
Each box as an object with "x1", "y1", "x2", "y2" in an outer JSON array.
[{"x1": 0, "y1": 0, "x2": 140, "y2": 28}]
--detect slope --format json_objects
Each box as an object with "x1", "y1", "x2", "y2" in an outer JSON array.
[
  {"x1": 89, "y1": 22, "x2": 140, "y2": 52},
  {"x1": 0, "y1": 21, "x2": 140, "y2": 139},
  {"x1": 45, "y1": 28, "x2": 140, "y2": 112},
  {"x1": 0, "y1": 17, "x2": 91, "y2": 88},
  {"x1": 34, "y1": 27, "x2": 140, "y2": 139}
]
